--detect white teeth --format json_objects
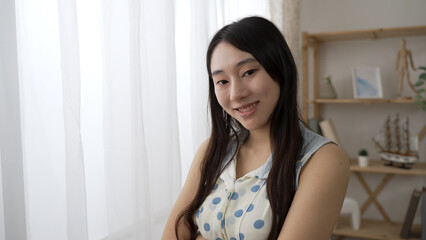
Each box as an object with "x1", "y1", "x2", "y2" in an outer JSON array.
[{"x1": 239, "y1": 103, "x2": 256, "y2": 112}]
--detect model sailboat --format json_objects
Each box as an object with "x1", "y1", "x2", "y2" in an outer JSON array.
[{"x1": 373, "y1": 114, "x2": 420, "y2": 168}]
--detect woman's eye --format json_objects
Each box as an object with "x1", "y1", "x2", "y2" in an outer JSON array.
[
  {"x1": 243, "y1": 69, "x2": 257, "y2": 77},
  {"x1": 216, "y1": 80, "x2": 228, "y2": 85}
]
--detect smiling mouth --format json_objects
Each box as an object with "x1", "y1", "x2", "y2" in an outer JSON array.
[{"x1": 235, "y1": 102, "x2": 258, "y2": 112}]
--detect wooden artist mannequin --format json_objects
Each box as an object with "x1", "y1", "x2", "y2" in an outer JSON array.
[{"x1": 395, "y1": 39, "x2": 416, "y2": 98}]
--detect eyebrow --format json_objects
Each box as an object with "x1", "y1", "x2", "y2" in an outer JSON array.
[{"x1": 211, "y1": 57, "x2": 258, "y2": 76}]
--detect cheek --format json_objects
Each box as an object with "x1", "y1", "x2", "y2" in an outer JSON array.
[
  {"x1": 272, "y1": 85, "x2": 280, "y2": 102},
  {"x1": 261, "y1": 81, "x2": 280, "y2": 106},
  {"x1": 215, "y1": 89, "x2": 229, "y2": 108}
]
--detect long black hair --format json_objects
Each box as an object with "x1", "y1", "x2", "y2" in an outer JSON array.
[{"x1": 176, "y1": 16, "x2": 303, "y2": 240}]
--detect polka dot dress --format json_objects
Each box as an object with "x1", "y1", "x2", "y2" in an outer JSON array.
[{"x1": 195, "y1": 124, "x2": 334, "y2": 240}]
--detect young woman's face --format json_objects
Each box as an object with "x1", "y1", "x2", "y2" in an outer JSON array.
[{"x1": 210, "y1": 42, "x2": 280, "y2": 132}]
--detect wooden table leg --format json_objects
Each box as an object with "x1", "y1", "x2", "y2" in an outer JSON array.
[{"x1": 354, "y1": 172, "x2": 393, "y2": 222}]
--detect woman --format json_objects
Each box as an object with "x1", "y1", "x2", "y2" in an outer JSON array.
[{"x1": 162, "y1": 16, "x2": 349, "y2": 240}]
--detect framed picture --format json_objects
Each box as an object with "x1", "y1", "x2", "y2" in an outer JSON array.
[{"x1": 352, "y1": 67, "x2": 383, "y2": 99}]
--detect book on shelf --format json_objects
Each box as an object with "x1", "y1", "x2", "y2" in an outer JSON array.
[
  {"x1": 400, "y1": 188, "x2": 422, "y2": 238},
  {"x1": 319, "y1": 119, "x2": 341, "y2": 145}
]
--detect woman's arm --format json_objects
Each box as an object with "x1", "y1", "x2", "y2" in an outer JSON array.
[
  {"x1": 161, "y1": 140, "x2": 209, "y2": 240},
  {"x1": 278, "y1": 143, "x2": 350, "y2": 240}
]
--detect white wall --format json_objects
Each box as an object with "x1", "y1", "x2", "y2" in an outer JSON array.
[
  {"x1": 300, "y1": 0, "x2": 426, "y2": 231},
  {"x1": 0, "y1": 0, "x2": 27, "y2": 239}
]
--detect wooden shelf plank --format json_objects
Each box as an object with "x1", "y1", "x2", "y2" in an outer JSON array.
[
  {"x1": 307, "y1": 25, "x2": 426, "y2": 42},
  {"x1": 334, "y1": 217, "x2": 421, "y2": 240},
  {"x1": 350, "y1": 159, "x2": 426, "y2": 176},
  {"x1": 307, "y1": 98, "x2": 416, "y2": 104}
]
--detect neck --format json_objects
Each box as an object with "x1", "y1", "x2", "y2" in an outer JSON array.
[{"x1": 245, "y1": 124, "x2": 272, "y2": 153}]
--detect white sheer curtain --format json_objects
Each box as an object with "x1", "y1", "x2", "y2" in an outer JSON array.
[
  {"x1": 0, "y1": 151, "x2": 5, "y2": 239},
  {"x1": 3, "y1": 0, "x2": 269, "y2": 239},
  {"x1": 14, "y1": 0, "x2": 179, "y2": 239}
]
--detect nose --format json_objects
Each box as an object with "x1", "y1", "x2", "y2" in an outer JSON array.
[{"x1": 230, "y1": 79, "x2": 249, "y2": 101}]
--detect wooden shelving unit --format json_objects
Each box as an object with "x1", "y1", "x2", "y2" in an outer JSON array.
[
  {"x1": 334, "y1": 160, "x2": 426, "y2": 240},
  {"x1": 307, "y1": 98, "x2": 416, "y2": 104},
  {"x1": 349, "y1": 159, "x2": 426, "y2": 176},
  {"x1": 301, "y1": 25, "x2": 426, "y2": 121},
  {"x1": 305, "y1": 26, "x2": 426, "y2": 43},
  {"x1": 335, "y1": 217, "x2": 420, "y2": 240},
  {"x1": 301, "y1": 26, "x2": 426, "y2": 239}
]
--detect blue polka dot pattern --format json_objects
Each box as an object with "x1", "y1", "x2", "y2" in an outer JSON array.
[
  {"x1": 204, "y1": 223, "x2": 210, "y2": 231},
  {"x1": 196, "y1": 206, "x2": 203, "y2": 218},
  {"x1": 251, "y1": 185, "x2": 260, "y2": 192},
  {"x1": 247, "y1": 204, "x2": 254, "y2": 212},
  {"x1": 234, "y1": 209, "x2": 243, "y2": 217},
  {"x1": 212, "y1": 197, "x2": 221, "y2": 204},
  {"x1": 254, "y1": 220, "x2": 264, "y2": 229},
  {"x1": 226, "y1": 216, "x2": 236, "y2": 226},
  {"x1": 231, "y1": 192, "x2": 239, "y2": 200},
  {"x1": 193, "y1": 125, "x2": 333, "y2": 240},
  {"x1": 239, "y1": 233, "x2": 245, "y2": 240}
]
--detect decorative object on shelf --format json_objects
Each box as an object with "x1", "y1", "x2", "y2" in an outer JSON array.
[
  {"x1": 319, "y1": 75, "x2": 337, "y2": 99},
  {"x1": 414, "y1": 66, "x2": 426, "y2": 112},
  {"x1": 357, "y1": 149, "x2": 369, "y2": 167},
  {"x1": 340, "y1": 197, "x2": 360, "y2": 230},
  {"x1": 372, "y1": 114, "x2": 421, "y2": 168},
  {"x1": 396, "y1": 39, "x2": 417, "y2": 98},
  {"x1": 308, "y1": 117, "x2": 322, "y2": 135},
  {"x1": 352, "y1": 67, "x2": 383, "y2": 99}
]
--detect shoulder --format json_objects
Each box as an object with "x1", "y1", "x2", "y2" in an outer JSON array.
[
  {"x1": 278, "y1": 143, "x2": 349, "y2": 239},
  {"x1": 194, "y1": 139, "x2": 210, "y2": 163},
  {"x1": 295, "y1": 125, "x2": 340, "y2": 187},
  {"x1": 314, "y1": 143, "x2": 348, "y2": 162},
  {"x1": 183, "y1": 138, "x2": 212, "y2": 193},
  {"x1": 297, "y1": 123, "x2": 350, "y2": 189},
  {"x1": 299, "y1": 143, "x2": 350, "y2": 187},
  {"x1": 313, "y1": 143, "x2": 348, "y2": 165},
  {"x1": 300, "y1": 124, "x2": 333, "y2": 155}
]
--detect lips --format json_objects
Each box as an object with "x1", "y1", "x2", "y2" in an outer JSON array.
[
  {"x1": 237, "y1": 102, "x2": 257, "y2": 112},
  {"x1": 234, "y1": 102, "x2": 258, "y2": 117}
]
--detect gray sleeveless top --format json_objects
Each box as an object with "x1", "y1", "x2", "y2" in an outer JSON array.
[{"x1": 195, "y1": 124, "x2": 334, "y2": 240}]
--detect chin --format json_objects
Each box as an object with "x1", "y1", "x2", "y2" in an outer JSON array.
[
  {"x1": 240, "y1": 123, "x2": 267, "y2": 132},
  {"x1": 239, "y1": 117, "x2": 272, "y2": 131}
]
